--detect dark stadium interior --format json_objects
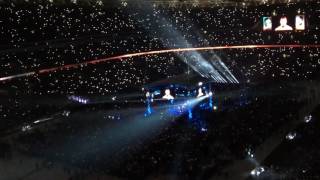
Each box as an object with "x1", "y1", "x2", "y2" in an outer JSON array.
[{"x1": 0, "y1": 0, "x2": 320, "y2": 180}]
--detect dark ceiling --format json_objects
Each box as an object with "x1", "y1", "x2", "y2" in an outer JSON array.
[{"x1": 1, "y1": 0, "x2": 317, "y2": 7}]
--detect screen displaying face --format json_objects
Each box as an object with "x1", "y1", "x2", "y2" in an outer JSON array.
[
  {"x1": 262, "y1": 15, "x2": 306, "y2": 32},
  {"x1": 275, "y1": 17, "x2": 293, "y2": 31},
  {"x1": 295, "y1": 15, "x2": 305, "y2": 30},
  {"x1": 263, "y1": 17, "x2": 272, "y2": 31}
]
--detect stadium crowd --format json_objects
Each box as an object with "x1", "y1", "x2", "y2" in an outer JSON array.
[
  {"x1": 0, "y1": 1, "x2": 320, "y2": 95},
  {"x1": 0, "y1": 1, "x2": 320, "y2": 179}
]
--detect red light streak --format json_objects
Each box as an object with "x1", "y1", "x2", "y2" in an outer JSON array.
[{"x1": 1, "y1": 44, "x2": 320, "y2": 82}]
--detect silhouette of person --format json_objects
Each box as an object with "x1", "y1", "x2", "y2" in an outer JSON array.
[
  {"x1": 295, "y1": 15, "x2": 305, "y2": 30},
  {"x1": 162, "y1": 89, "x2": 174, "y2": 100},
  {"x1": 197, "y1": 88, "x2": 204, "y2": 97},
  {"x1": 263, "y1": 17, "x2": 272, "y2": 30},
  {"x1": 275, "y1": 17, "x2": 293, "y2": 31}
]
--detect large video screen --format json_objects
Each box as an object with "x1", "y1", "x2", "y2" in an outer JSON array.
[
  {"x1": 295, "y1": 15, "x2": 306, "y2": 30},
  {"x1": 262, "y1": 15, "x2": 306, "y2": 31},
  {"x1": 263, "y1": 17, "x2": 272, "y2": 31}
]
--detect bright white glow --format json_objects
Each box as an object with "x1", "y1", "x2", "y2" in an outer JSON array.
[
  {"x1": 181, "y1": 52, "x2": 232, "y2": 83},
  {"x1": 263, "y1": 17, "x2": 272, "y2": 31},
  {"x1": 62, "y1": 110, "x2": 70, "y2": 117},
  {"x1": 304, "y1": 115, "x2": 312, "y2": 123},
  {"x1": 275, "y1": 17, "x2": 293, "y2": 31},
  {"x1": 22, "y1": 125, "x2": 32, "y2": 132},
  {"x1": 295, "y1": 15, "x2": 305, "y2": 30},
  {"x1": 197, "y1": 88, "x2": 204, "y2": 97},
  {"x1": 162, "y1": 89, "x2": 174, "y2": 100},
  {"x1": 250, "y1": 170, "x2": 255, "y2": 176},
  {"x1": 68, "y1": 95, "x2": 89, "y2": 104},
  {"x1": 286, "y1": 132, "x2": 297, "y2": 140},
  {"x1": 213, "y1": 106, "x2": 218, "y2": 110},
  {"x1": 198, "y1": 82, "x2": 203, "y2": 86},
  {"x1": 208, "y1": 91, "x2": 213, "y2": 96},
  {"x1": 33, "y1": 117, "x2": 53, "y2": 124},
  {"x1": 33, "y1": 120, "x2": 41, "y2": 124},
  {"x1": 247, "y1": 148, "x2": 254, "y2": 158},
  {"x1": 250, "y1": 167, "x2": 265, "y2": 177}
]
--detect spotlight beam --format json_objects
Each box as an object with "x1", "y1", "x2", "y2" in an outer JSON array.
[
  {"x1": 63, "y1": 97, "x2": 205, "y2": 162},
  {"x1": 1, "y1": 44, "x2": 319, "y2": 82}
]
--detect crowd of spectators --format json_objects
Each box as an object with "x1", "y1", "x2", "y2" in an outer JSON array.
[
  {"x1": 1, "y1": 1, "x2": 320, "y2": 179},
  {"x1": 0, "y1": 1, "x2": 319, "y2": 96}
]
